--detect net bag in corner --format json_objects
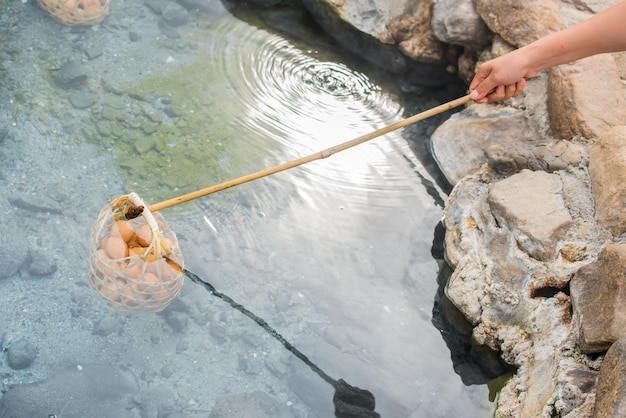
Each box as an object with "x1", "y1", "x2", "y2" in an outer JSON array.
[
  {"x1": 38, "y1": 0, "x2": 109, "y2": 26},
  {"x1": 88, "y1": 193, "x2": 184, "y2": 312}
]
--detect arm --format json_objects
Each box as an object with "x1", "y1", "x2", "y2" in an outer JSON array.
[{"x1": 470, "y1": 0, "x2": 626, "y2": 103}]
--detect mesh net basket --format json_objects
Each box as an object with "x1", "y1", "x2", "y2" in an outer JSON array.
[
  {"x1": 88, "y1": 193, "x2": 185, "y2": 312},
  {"x1": 38, "y1": 0, "x2": 109, "y2": 26}
]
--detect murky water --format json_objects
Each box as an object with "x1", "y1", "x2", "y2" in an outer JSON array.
[{"x1": 0, "y1": 0, "x2": 498, "y2": 416}]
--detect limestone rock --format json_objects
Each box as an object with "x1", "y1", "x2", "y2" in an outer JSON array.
[
  {"x1": 488, "y1": 170, "x2": 573, "y2": 261},
  {"x1": 588, "y1": 126, "x2": 626, "y2": 236},
  {"x1": 548, "y1": 55, "x2": 626, "y2": 140},
  {"x1": 593, "y1": 337, "x2": 626, "y2": 418},
  {"x1": 299, "y1": 0, "x2": 409, "y2": 73},
  {"x1": 431, "y1": 0, "x2": 492, "y2": 50},
  {"x1": 431, "y1": 103, "x2": 532, "y2": 185},
  {"x1": 385, "y1": 0, "x2": 446, "y2": 64},
  {"x1": 571, "y1": 244, "x2": 626, "y2": 354},
  {"x1": 475, "y1": 0, "x2": 561, "y2": 47}
]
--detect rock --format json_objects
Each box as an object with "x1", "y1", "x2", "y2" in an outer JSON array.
[
  {"x1": 27, "y1": 247, "x2": 57, "y2": 276},
  {"x1": 385, "y1": 0, "x2": 446, "y2": 65},
  {"x1": 431, "y1": 0, "x2": 492, "y2": 50},
  {"x1": 9, "y1": 193, "x2": 63, "y2": 213},
  {"x1": 161, "y1": 3, "x2": 190, "y2": 27},
  {"x1": 593, "y1": 337, "x2": 626, "y2": 418},
  {"x1": 488, "y1": 169, "x2": 573, "y2": 261},
  {"x1": 92, "y1": 316, "x2": 121, "y2": 336},
  {"x1": 166, "y1": 311, "x2": 188, "y2": 332},
  {"x1": 0, "y1": 221, "x2": 29, "y2": 279},
  {"x1": 129, "y1": 30, "x2": 141, "y2": 42},
  {"x1": 84, "y1": 46, "x2": 103, "y2": 60},
  {"x1": 430, "y1": 103, "x2": 532, "y2": 185},
  {"x1": 0, "y1": 364, "x2": 139, "y2": 417},
  {"x1": 68, "y1": 89, "x2": 97, "y2": 109},
  {"x1": 475, "y1": 0, "x2": 561, "y2": 47},
  {"x1": 588, "y1": 126, "x2": 626, "y2": 236},
  {"x1": 299, "y1": 0, "x2": 408, "y2": 74},
  {"x1": 238, "y1": 352, "x2": 263, "y2": 375},
  {"x1": 7, "y1": 339, "x2": 37, "y2": 369},
  {"x1": 144, "y1": 0, "x2": 168, "y2": 14},
  {"x1": 548, "y1": 55, "x2": 626, "y2": 140},
  {"x1": 54, "y1": 61, "x2": 88, "y2": 89},
  {"x1": 208, "y1": 391, "x2": 298, "y2": 418},
  {"x1": 571, "y1": 244, "x2": 626, "y2": 354}
]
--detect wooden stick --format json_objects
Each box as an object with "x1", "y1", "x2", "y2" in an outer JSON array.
[{"x1": 148, "y1": 94, "x2": 471, "y2": 212}]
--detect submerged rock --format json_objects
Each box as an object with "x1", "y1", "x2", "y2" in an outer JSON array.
[
  {"x1": 0, "y1": 365, "x2": 139, "y2": 417},
  {"x1": 7, "y1": 339, "x2": 37, "y2": 370},
  {"x1": 54, "y1": 61, "x2": 88, "y2": 89}
]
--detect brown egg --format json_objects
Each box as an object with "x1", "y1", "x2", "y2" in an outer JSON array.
[
  {"x1": 124, "y1": 261, "x2": 145, "y2": 281},
  {"x1": 112, "y1": 220, "x2": 135, "y2": 243},
  {"x1": 101, "y1": 236, "x2": 129, "y2": 260},
  {"x1": 98, "y1": 281, "x2": 121, "y2": 303},
  {"x1": 130, "y1": 283, "x2": 150, "y2": 300},
  {"x1": 136, "y1": 224, "x2": 153, "y2": 247},
  {"x1": 166, "y1": 258, "x2": 183, "y2": 273}
]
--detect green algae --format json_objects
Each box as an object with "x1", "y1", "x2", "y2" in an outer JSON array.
[{"x1": 89, "y1": 49, "x2": 279, "y2": 205}]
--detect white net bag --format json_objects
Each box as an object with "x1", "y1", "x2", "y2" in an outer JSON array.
[{"x1": 88, "y1": 193, "x2": 184, "y2": 312}]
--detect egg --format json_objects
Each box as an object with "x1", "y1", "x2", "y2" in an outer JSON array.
[
  {"x1": 101, "y1": 236, "x2": 129, "y2": 260},
  {"x1": 166, "y1": 258, "x2": 183, "y2": 273},
  {"x1": 135, "y1": 224, "x2": 153, "y2": 247},
  {"x1": 112, "y1": 220, "x2": 136, "y2": 243},
  {"x1": 98, "y1": 281, "x2": 121, "y2": 303},
  {"x1": 130, "y1": 283, "x2": 150, "y2": 300}
]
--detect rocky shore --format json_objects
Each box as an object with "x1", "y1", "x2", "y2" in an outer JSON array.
[{"x1": 279, "y1": 0, "x2": 626, "y2": 416}]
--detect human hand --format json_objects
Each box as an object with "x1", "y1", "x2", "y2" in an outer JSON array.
[{"x1": 469, "y1": 49, "x2": 538, "y2": 103}]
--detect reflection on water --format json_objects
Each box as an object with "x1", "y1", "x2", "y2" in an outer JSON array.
[
  {"x1": 162, "y1": 5, "x2": 495, "y2": 417},
  {"x1": 0, "y1": 0, "x2": 500, "y2": 416}
]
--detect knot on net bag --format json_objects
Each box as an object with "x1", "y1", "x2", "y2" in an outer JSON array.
[
  {"x1": 38, "y1": 0, "x2": 109, "y2": 26},
  {"x1": 88, "y1": 193, "x2": 184, "y2": 312}
]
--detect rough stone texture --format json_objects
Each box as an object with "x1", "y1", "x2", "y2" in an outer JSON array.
[
  {"x1": 548, "y1": 55, "x2": 626, "y2": 140},
  {"x1": 488, "y1": 170, "x2": 573, "y2": 261},
  {"x1": 430, "y1": 103, "x2": 533, "y2": 185},
  {"x1": 593, "y1": 337, "x2": 626, "y2": 418},
  {"x1": 571, "y1": 244, "x2": 626, "y2": 354},
  {"x1": 588, "y1": 126, "x2": 626, "y2": 236},
  {"x1": 386, "y1": 0, "x2": 446, "y2": 64},
  {"x1": 431, "y1": 0, "x2": 492, "y2": 50},
  {"x1": 298, "y1": 0, "x2": 459, "y2": 85},
  {"x1": 427, "y1": 0, "x2": 625, "y2": 417},
  {"x1": 475, "y1": 0, "x2": 561, "y2": 47}
]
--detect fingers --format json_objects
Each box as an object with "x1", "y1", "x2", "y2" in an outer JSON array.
[{"x1": 472, "y1": 79, "x2": 526, "y2": 103}]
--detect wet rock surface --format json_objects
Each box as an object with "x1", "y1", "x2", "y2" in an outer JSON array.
[{"x1": 423, "y1": 0, "x2": 626, "y2": 415}]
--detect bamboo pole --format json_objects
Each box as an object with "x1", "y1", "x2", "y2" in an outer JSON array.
[{"x1": 149, "y1": 94, "x2": 471, "y2": 212}]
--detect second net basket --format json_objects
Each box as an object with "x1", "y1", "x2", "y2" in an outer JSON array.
[{"x1": 88, "y1": 193, "x2": 184, "y2": 312}]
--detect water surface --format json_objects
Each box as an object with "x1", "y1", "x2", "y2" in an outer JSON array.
[{"x1": 0, "y1": 1, "x2": 497, "y2": 416}]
